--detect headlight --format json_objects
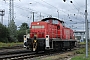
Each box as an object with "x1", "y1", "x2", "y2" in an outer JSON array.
[
  {"x1": 46, "y1": 38, "x2": 48, "y2": 40},
  {"x1": 34, "y1": 40, "x2": 37, "y2": 42}
]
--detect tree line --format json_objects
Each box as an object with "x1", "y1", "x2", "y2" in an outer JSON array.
[{"x1": 0, "y1": 21, "x2": 29, "y2": 43}]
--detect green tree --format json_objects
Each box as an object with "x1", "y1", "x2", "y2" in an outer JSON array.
[
  {"x1": 17, "y1": 30, "x2": 26, "y2": 42},
  {"x1": 19, "y1": 23, "x2": 29, "y2": 30},
  {"x1": 0, "y1": 23, "x2": 10, "y2": 43},
  {"x1": 8, "y1": 20, "x2": 17, "y2": 42},
  {"x1": 17, "y1": 23, "x2": 29, "y2": 42}
]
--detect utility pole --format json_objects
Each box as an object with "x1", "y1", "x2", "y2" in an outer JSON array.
[
  {"x1": 9, "y1": 0, "x2": 14, "y2": 22},
  {"x1": 9, "y1": 0, "x2": 11, "y2": 22},
  {"x1": 57, "y1": 10, "x2": 59, "y2": 19},
  {"x1": 0, "y1": 9, "x2": 5, "y2": 24},
  {"x1": 38, "y1": 12, "x2": 44, "y2": 20},
  {"x1": 12, "y1": 0, "x2": 14, "y2": 21},
  {"x1": 62, "y1": 0, "x2": 88, "y2": 58},
  {"x1": 32, "y1": 12, "x2": 34, "y2": 22},
  {"x1": 31, "y1": 12, "x2": 37, "y2": 22},
  {"x1": 3, "y1": 0, "x2": 20, "y2": 26},
  {"x1": 3, "y1": 0, "x2": 14, "y2": 24},
  {"x1": 39, "y1": 12, "x2": 42, "y2": 19},
  {"x1": 85, "y1": 0, "x2": 88, "y2": 58}
]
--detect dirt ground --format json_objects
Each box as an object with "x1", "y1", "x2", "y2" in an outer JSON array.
[{"x1": 30, "y1": 51, "x2": 77, "y2": 60}]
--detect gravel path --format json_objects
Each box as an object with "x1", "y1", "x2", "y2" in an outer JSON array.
[
  {"x1": 29, "y1": 50, "x2": 76, "y2": 60},
  {"x1": 67, "y1": 58, "x2": 72, "y2": 60},
  {"x1": 0, "y1": 48, "x2": 25, "y2": 52}
]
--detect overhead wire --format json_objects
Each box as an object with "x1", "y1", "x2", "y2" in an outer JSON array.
[
  {"x1": 67, "y1": 1, "x2": 85, "y2": 22},
  {"x1": 64, "y1": 1, "x2": 85, "y2": 29},
  {"x1": 20, "y1": 0, "x2": 87, "y2": 23},
  {"x1": 5, "y1": 0, "x2": 51, "y2": 16},
  {"x1": 40, "y1": 0, "x2": 74, "y2": 21},
  {"x1": 2, "y1": 0, "x2": 87, "y2": 23},
  {"x1": 40, "y1": 0, "x2": 85, "y2": 22},
  {"x1": 3, "y1": 1, "x2": 51, "y2": 21},
  {"x1": 1, "y1": 0, "x2": 87, "y2": 30},
  {"x1": 40, "y1": 0, "x2": 67, "y2": 13},
  {"x1": 16, "y1": 0, "x2": 85, "y2": 22}
]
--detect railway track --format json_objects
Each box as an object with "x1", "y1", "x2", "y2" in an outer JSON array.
[
  {"x1": 0, "y1": 51, "x2": 50, "y2": 60},
  {"x1": 0, "y1": 49, "x2": 31, "y2": 56},
  {"x1": 0, "y1": 44, "x2": 85, "y2": 60},
  {"x1": 0, "y1": 49, "x2": 76, "y2": 60},
  {"x1": 0, "y1": 52, "x2": 36, "y2": 60},
  {"x1": 0, "y1": 45, "x2": 23, "y2": 50}
]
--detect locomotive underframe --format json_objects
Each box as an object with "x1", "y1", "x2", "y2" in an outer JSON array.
[{"x1": 26, "y1": 38, "x2": 76, "y2": 52}]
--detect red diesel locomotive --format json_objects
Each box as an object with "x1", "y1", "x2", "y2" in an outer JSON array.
[{"x1": 24, "y1": 17, "x2": 76, "y2": 52}]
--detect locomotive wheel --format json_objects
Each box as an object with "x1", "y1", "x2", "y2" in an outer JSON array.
[
  {"x1": 65, "y1": 48, "x2": 67, "y2": 51},
  {"x1": 30, "y1": 46, "x2": 33, "y2": 51},
  {"x1": 26, "y1": 47, "x2": 29, "y2": 50}
]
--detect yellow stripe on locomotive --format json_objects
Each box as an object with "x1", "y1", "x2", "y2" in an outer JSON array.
[{"x1": 33, "y1": 39, "x2": 37, "y2": 51}]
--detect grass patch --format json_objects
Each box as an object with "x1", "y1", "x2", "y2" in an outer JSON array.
[
  {"x1": 71, "y1": 54, "x2": 90, "y2": 60},
  {"x1": 71, "y1": 42, "x2": 90, "y2": 60},
  {"x1": 79, "y1": 42, "x2": 85, "y2": 44},
  {"x1": 0, "y1": 42, "x2": 23, "y2": 48},
  {"x1": 75, "y1": 48, "x2": 85, "y2": 54}
]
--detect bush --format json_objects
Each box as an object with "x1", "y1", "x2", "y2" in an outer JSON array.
[
  {"x1": 75, "y1": 48, "x2": 85, "y2": 54},
  {"x1": 0, "y1": 23, "x2": 10, "y2": 43},
  {"x1": 17, "y1": 30, "x2": 26, "y2": 42}
]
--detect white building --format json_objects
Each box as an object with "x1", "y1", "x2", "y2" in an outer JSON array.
[{"x1": 74, "y1": 31, "x2": 85, "y2": 42}]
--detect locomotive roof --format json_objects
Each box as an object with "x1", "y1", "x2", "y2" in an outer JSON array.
[{"x1": 41, "y1": 17, "x2": 64, "y2": 23}]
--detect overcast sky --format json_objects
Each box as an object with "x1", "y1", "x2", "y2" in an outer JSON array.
[{"x1": 0, "y1": 0, "x2": 90, "y2": 31}]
